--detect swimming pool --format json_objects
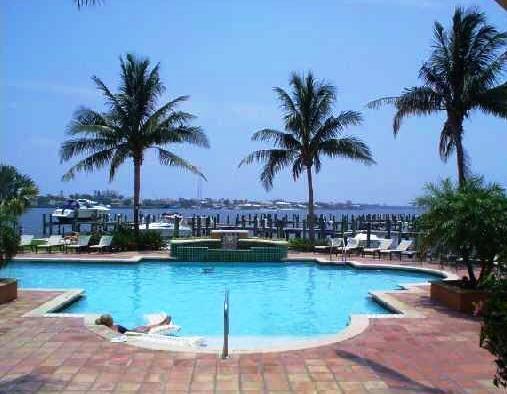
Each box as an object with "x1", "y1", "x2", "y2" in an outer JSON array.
[{"x1": 2, "y1": 261, "x2": 440, "y2": 345}]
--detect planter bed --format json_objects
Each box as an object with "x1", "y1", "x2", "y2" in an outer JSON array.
[
  {"x1": 0, "y1": 278, "x2": 18, "y2": 304},
  {"x1": 430, "y1": 280, "x2": 489, "y2": 314}
]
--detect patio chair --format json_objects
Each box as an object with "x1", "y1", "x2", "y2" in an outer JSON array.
[
  {"x1": 362, "y1": 238, "x2": 393, "y2": 259},
  {"x1": 35, "y1": 235, "x2": 64, "y2": 253},
  {"x1": 66, "y1": 235, "x2": 91, "y2": 254},
  {"x1": 379, "y1": 239, "x2": 414, "y2": 261},
  {"x1": 19, "y1": 235, "x2": 34, "y2": 252},
  {"x1": 89, "y1": 235, "x2": 113, "y2": 253},
  {"x1": 314, "y1": 237, "x2": 343, "y2": 255},
  {"x1": 341, "y1": 237, "x2": 361, "y2": 257}
]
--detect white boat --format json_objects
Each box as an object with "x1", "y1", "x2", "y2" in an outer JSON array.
[
  {"x1": 52, "y1": 199, "x2": 110, "y2": 222},
  {"x1": 140, "y1": 213, "x2": 192, "y2": 238}
]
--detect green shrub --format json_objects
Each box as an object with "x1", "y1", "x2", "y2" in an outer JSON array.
[
  {"x1": 480, "y1": 265, "x2": 507, "y2": 388},
  {"x1": 289, "y1": 238, "x2": 327, "y2": 252},
  {"x1": 416, "y1": 177, "x2": 507, "y2": 288},
  {"x1": 138, "y1": 229, "x2": 164, "y2": 250},
  {"x1": 0, "y1": 215, "x2": 19, "y2": 266},
  {"x1": 111, "y1": 226, "x2": 163, "y2": 251}
]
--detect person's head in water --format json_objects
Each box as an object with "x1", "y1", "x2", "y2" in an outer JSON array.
[{"x1": 95, "y1": 314, "x2": 113, "y2": 327}]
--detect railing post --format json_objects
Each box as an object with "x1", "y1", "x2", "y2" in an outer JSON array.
[{"x1": 222, "y1": 290, "x2": 229, "y2": 359}]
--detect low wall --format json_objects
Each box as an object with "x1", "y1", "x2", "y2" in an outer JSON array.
[{"x1": 170, "y1": 238, "x2": 288, "y2": 261}]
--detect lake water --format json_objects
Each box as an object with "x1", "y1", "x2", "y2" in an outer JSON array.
[{"x1": 19, "y1": 206, "x2": 421, "y2": 236}]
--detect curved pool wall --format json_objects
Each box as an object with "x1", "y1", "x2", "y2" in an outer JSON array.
[
  {"x1": 3, "y1": 258, "x2": 449, "y2": 352},
  {"x1": 170, "y1": 238, "x2": 288, "y2": 261}
]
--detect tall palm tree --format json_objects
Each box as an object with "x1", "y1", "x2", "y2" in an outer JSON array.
[
  {"x1": 239, "y1": 72, "x2": 375, "y2": 242},
  {"x1": 60, "y1": 53, "x2": 209, "y2": 231},
  {"x1": 368, "y1": 7, "x2": 507, "y2": 187}
]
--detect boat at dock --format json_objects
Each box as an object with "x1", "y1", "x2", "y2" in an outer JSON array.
[
  {"x1": 140, "y1": 213, "x2": 192, "y2": 238},
  {"x1": 52, "y1": 199, "x2": 111, "y2": 222}
]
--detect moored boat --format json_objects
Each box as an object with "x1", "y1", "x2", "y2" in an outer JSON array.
[
  {"x1": 52, "y1": 199, "x2": 110, "y2": 222},
  {"x1": 140, "y1": 213, "x2": 192, "y2": 238}
]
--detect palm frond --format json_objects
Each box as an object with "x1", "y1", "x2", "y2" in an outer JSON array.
[
  {"x1": 474, "y1": 83, "x2": 507, "y2": 118},
  {"x1": 153, "y1": 125, "x2": 209, "y2": 148},
  {"x1": 91, "y1": 77, "x2": 127, "y2": 119},
  {"x1": 259, "y1": 149, "x2": 297, "y2": 190},
  {"x1": 75, "y1": 0, "x2": 102, "y2": 9},
  {"x1": 366, "y1": 96, "x2": 400, "y2": 110},
  {"x1": 438, "y1": 121, "x2": 456, "y2": 161},
  {"x1": 61, "y1": 148, "x2": 115, "y2": 181},
  {"x1": 311, "y1": 111, "x2": 363, "y2": 145},
  {"x1": 157, "y1": 148, "x2": 206, "y2": 180},
  {"x1": 393, "y1": 87, "x2": 443, "y2": 134},
  {"x1": 251, "y1": 129, "x2": 301, "y2": 150},
  {"x1": 318, "y1": 137, "x2": 376, "y2": 165},
  {"x1": 60, "y1": 137, "x2": 116, "y2": 162},
  {"x1": 108, "y1": 144, "x2": 131, "y2": 181}
]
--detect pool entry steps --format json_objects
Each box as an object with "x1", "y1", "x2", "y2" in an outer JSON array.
[{"x1": 170, "y1": 230, "x2": 289, "y2": 261}]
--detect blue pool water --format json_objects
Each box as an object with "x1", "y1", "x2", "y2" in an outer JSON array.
[{"x1": 2, "y1": 261, "x2": 439, "y2": 339}]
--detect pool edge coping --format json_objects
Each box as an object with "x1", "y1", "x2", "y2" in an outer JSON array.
[{"x1": 17, "y1": 256, "x2": 458, "y2": 354}]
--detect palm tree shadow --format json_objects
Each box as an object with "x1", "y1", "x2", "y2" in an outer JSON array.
[
  {"x1": 334, "y1": 349, "x2": 446, "y2": 393},
  {"x1": 0, "y1": 373, "x2": 65, "y2": 393}
]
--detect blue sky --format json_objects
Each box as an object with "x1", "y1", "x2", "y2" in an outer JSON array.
[{"x1": 1, "y1": 0, "x2": 506, "y2": 205}]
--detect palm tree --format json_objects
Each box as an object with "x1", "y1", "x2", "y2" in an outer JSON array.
[
  {"x1": 60, "y1": 53, "x2": 209, "y2": 231},
  {"x1": 0, "y1": 164, "x2": 39, "y2": 216},
  {"x1": 368, "y1": 7, "x2": 507, "y2": 187},
  {"x1": 239, "y1": 72, "x2": 375, "y2": 242}
]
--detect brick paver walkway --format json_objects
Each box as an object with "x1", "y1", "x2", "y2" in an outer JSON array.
[{"x1": 0, "y1": 254, "x2": 502, "y2": 393}]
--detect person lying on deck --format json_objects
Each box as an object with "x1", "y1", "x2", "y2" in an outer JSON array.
[{"x1": 94, "y1": 313, "x2": 171, "y2": 334}]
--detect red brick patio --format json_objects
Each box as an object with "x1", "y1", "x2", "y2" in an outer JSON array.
[{"x1": 0, "y1": 254, "x2": 502, "y2": 393}]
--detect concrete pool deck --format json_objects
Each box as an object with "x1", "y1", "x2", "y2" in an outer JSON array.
[{"x1": 0, "y1": 252, "x2": 502, "y2": 392}]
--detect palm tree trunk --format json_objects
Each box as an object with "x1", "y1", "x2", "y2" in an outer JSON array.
[
  {"x1": 455, "y1": 135, "x2": 466, "y2": 188},
  {"x1": 463, "y1": 251, "x2": 477, "y2": 288},
  {"x1": 133, "y1": 156, "x2": 142, "y2": 233},
  {"x1": 306, "y1": 166, "x2": 315, "y2": 243}
]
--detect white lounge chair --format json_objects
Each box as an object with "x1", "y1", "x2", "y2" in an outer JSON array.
[
  {"x1": 19, "y1": 235, "x2": 34, "y2": 252},
  {"x1": 314, "y1": 237, "x2": 343, "y2": 255},
  {"x1": 380, "y1": 240, "x2": 415, "y2": 261},
  {"x1": 362, "y1": 238, "x2": 394, "y2": 259},
  {"x1": 66, "y1": 235, "x2": 91, "y2": 253},
  {"x1": 35, "y1": 235, "x2": 64, "y2": 253},
  {"x1": 124, "y1": 331, "x2": 205, "y2": 348},
  {"x1": 341, "y1": 237, "x2": 361, "y2": 257},
  {"x1": 89, "y1": 235, "x2": 113, "y2": 252}
]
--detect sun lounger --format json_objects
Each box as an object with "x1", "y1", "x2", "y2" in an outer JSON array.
[
  {"x1": 89, "y1": 235, "x2": 113, "y2": 252},
  {"x1": 19, "y1": 235, "x2": 34, "y2": 252},
  {"x1": 124, "y1": 331, "x2": 205, "y2": 347},
  {"x1": 379, "y1": 240, "x2": 414, "y2": 261},
  {"x1": 66, "y1": 235, "x2": 91, "y2": 253},
  {"x1": 362, "y1": 238, "x2": 393, "y2": 259},
  {"x1": 341, "y1": 237, "x2": 361, "y2": 257},
  {"x1": 314, "y1": 238, "x2": 344, "y2": 255},
  {"x1": 35, "y1": 235, "x2": 64, "y2": 253}
]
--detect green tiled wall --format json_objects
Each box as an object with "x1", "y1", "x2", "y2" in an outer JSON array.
[{"x1": 171, "y1": 244, "x2": 288, "y2": 262}]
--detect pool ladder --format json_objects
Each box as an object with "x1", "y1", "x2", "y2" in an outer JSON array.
[{"x1": 221, "y1": 290, "x2": 230, "y2": 359}]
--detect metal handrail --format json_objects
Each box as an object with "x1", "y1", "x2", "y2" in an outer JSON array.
[{"x1": 221, "y1": 290, "x2": 229, "y2": 359}]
